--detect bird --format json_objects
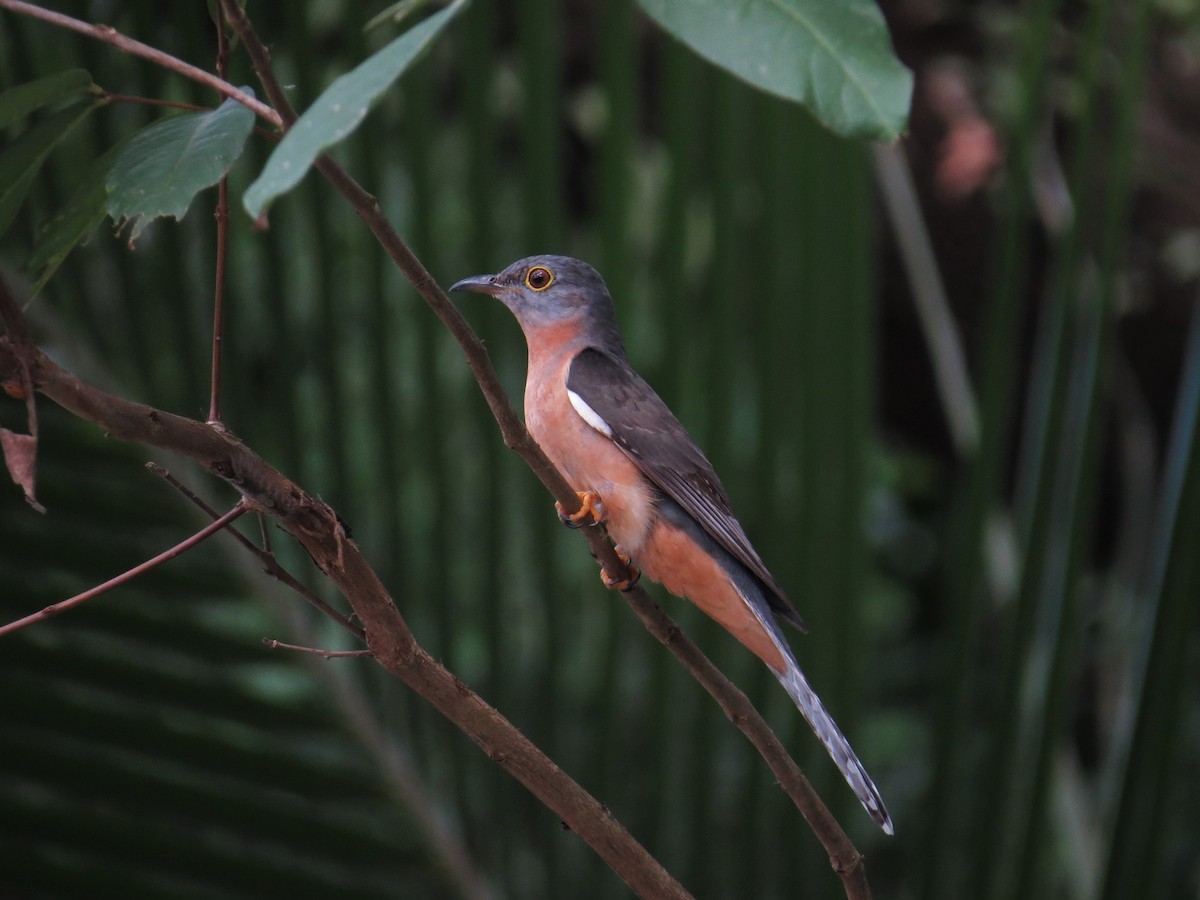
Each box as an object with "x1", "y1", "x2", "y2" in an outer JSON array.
[{"x1": 451, "y1": 254, "x2": 893, "y2": 834}]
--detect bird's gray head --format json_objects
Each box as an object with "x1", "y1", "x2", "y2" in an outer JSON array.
[{"x1": 450, "y1": 255, "x2": 625, "y2": 353}]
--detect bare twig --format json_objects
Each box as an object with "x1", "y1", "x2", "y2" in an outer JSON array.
[
  {"x1": 0, "y1": 0, "x2": 282, "y2": 128},
  {"x1": 257, "y1": 513, "x2": 273, "y2": 554},
  {"x1": 146, "y1": 462, "x2": 366, "y2": 642},
  {"x1": 264, "y1": 638, "x2": 373, "y2": 658},
  {"x1": 208, "y1": 6, "x2": 230, "y2": 425},
  {"x1": 0, "y1": 501, "x2": 247, "y2": 637},
  {"x1": 208, "y1": 178, "x2": 229, "y2": 424}
]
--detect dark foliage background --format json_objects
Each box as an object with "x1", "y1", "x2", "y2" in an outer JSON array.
[{"x1": 1, "y1": 1, "x2": 1197, "y2": 898}]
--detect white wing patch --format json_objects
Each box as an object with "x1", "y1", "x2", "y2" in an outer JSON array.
[{"x1": 567, "y1": 388, "x2": 613, "y2": 437}]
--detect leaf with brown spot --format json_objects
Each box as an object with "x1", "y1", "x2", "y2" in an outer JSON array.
[{"x1": 0, "y1": 428, "x2": 45, "y2": 513}]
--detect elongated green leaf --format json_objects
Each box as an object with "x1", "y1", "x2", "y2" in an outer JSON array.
[
  {"x1": 636, "y1": 0, "x2": 912, "y2": 140},
  {"x1": 106, "y1": 93, "x2": 256, "y2": 243},
  {"x1": 0, "y1": 101, "x2": 100, "y2": 237},
  {"x1": 27, "y1": 140, "x2": 131, "y2": 296},
  {"x1": 0, "y1": 69, "x2": 95, "y2": 129},
  {"x1": 242, "y1": 0, "x2": 468, "y2": 219}
]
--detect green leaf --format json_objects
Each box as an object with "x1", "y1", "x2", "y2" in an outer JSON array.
[
  {"x1": 105, "y1": 93, "x2": 256, "y2": 244},
  {"x1": 636, "y1": 0, "x2": 912, "y2": 141},
  {"x1": 242, "y1": 0, "x2": 468, "y2": 220},
  {"x1": 0, "y1": 69, "x2": 95, "y2": 129},
  {"x1": 0, "y1": 101, "x2": 100, "y2": 237},
  {"x1": 26, "y1": 140, "x2": 131, "y2": 296}
]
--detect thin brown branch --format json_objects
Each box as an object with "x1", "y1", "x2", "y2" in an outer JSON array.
[
  {"x1": 0, "y1": 317, "x2": 690, "y2": 900},
  {"x1": 146, "y1": 462, "x2": 367, "y2": 642},
  {"x1": 208, "y1": 5, "x2": 230, "y2": 425},
  {"x1": 0, "y1": 501, "x2": 247, "y2": 638},
  {"x1": 257, "y1": 512, "x2": 273, "y2": 554},
  {"x1": 0, "y1": 0, "x2": 282, "y2": 128},
  {"x1": 209, "y1": 176, "x2": 229, "y2": 423},
  {"x1": 264, "y1": 638, "x2": 373, "y2": 659},
  {"x1": 219, "y1": 0, "x2": 299, "y2": 128}
]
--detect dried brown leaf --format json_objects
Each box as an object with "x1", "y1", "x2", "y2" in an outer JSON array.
[{"x1": 0, "y1": 427, "x2": 45, "y2": 513}]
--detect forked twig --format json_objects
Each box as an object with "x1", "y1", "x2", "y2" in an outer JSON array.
[
  {"x1": 146, "y1": 463, "x2": 366, "y2": 641},
  {"x1": 264, "y1": 638, "x2": 373, "y2": 659}
]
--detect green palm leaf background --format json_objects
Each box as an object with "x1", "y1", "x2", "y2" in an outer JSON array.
[{"x1": 0, "y1": 1, "x2": 1196, "y2": 898}]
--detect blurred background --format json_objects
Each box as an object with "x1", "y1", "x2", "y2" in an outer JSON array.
[{"x1": 1, "y1": 1, "x2": 1197, "y2": 897}]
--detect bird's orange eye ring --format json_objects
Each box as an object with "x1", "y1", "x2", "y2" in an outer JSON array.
[{"x1": 525, "y1": 266, "x2": 554, "y2": 291}]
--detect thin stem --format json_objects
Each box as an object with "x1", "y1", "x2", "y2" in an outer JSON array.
[
  {"x1": 0, "y1": 0, "x2": 282, "y2": 128},
  {"x1": 257, "y1": 513, "x2": 273, "y2": 554},
  {"x1": 210, "y1": 175, "x2": 228, "y2": 424},
  {"x1": 264, "y1": 638, "x2": 373, "y2": 658},
  {"x1": 208, "y1": 6, "x2": 230, "y2": 425},
  {"x1": 0, "y1": 502, "x2": 247, "y2": 638},
  {"x1": 146, "y1": 463, "x2": 367, "y2": 641}
]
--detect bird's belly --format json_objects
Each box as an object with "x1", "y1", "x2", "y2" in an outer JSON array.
[
  {"x1": 639, "y1": 519, "x2": 787, "y2": 672},
  {"x1": 525, "y1": 378, "x2": 657, "y2": 555}
]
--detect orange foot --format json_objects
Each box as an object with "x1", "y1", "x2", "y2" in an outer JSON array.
[
  {"x1": 556, "y1": 491, "x2": 606, "y2": 529},
  {"x1": 600, "y1": 545, "x2": 641, "y2": 592}
]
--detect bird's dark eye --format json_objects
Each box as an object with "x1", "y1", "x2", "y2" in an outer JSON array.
[{"x1": 525, "y1": 266, "x2": 554, "y2": 291}]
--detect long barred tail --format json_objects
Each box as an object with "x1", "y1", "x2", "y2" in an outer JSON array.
[
  {"x1": 658, "y1": 496, "x2": 893, "y2": 832},
  {"x1": 775, "y1": 662, "x2": 894, "y2": 834},
  {"x1": 734, "y1": 574, "x2": 894, "y2": 832}
]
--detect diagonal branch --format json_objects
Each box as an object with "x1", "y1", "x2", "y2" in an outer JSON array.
[{"x1": 0, "y1": 0, "x2": 281, "y2": 127}]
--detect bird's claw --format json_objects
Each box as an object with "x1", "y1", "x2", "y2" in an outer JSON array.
[
  {"x1": 556, "y1": 491, "x2": 606, "y2": 529},
  {"x1": 600, "y1": 546, "x2": 640, "y2": 592}
]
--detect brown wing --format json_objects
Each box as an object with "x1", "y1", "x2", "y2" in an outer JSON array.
[{"x1": 567, "y1": 347, "x2": 806, "y2": 631}]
